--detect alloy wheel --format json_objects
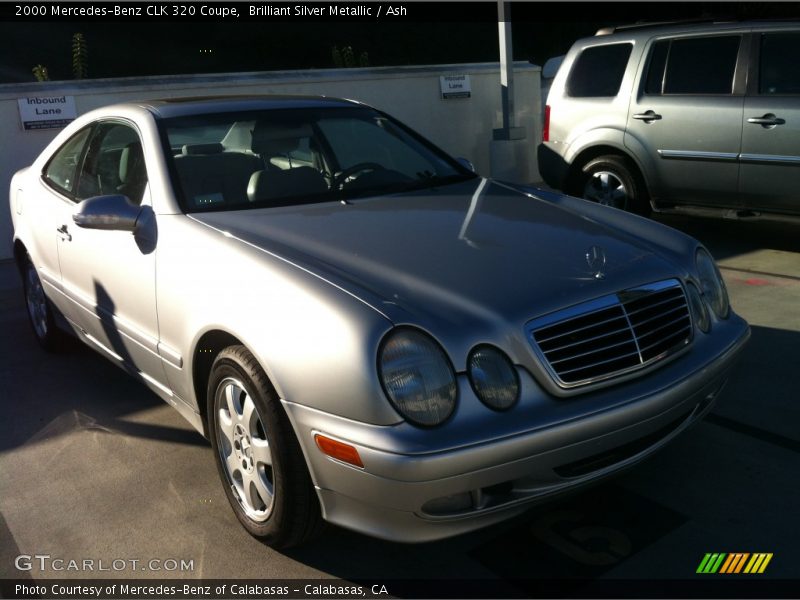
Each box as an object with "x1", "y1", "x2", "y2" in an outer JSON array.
[
  {"x1": 215, "y1": 377, "x2": 275, "y2": 521},
  {"x1": 583, "y1": 170, "x2": 628, "y2": 209},
  {"x1": 25, "y1": 262, "x2": 48, "y2": 339}
]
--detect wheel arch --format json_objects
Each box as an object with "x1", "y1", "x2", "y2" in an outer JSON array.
[
  {"x1": 13, "y1": 239, "x2": 29, "y2": 274},
  {"x1": 566, "y1": 144, "x2": 650, "y2": 199},
  {"x1": 191, "y1": 329, "x2": 281, "y2": 438}
]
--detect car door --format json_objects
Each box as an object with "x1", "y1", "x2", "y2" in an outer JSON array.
[
  {"x1": 625, "y1": 33, "x2": 747, "y2": 207},
  {"x1": 57, "y1": 120, "x2": 171, "y2": 393},
  {"x1": 33, "y1": 126, "x2": 94, "y2": 323},
  {"x1": 739, "y1": 30, "x2": 800, "y2": 215}
]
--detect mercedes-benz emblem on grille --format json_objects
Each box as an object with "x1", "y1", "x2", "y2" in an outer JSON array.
[{"x1": 586, "y1": 245, "x2": 607, "y2": 279}]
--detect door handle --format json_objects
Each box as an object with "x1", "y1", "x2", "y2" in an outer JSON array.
[
  {"x1": 632, "y1": 110, "x2": 662, "y2": 123},
  {"x1": 57, "y1": 224, "x2": 72, "y2": 242},
  {"x1": 747, "y1": 114, "x2": 785, "y2": 127}
]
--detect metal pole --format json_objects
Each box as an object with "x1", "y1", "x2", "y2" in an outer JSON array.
[{"x1": 497, "y1": 0, "x2": 514, "y2": 133}]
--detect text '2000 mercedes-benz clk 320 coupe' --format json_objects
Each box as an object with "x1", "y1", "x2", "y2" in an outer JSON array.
[{"x1": 10, "y1": 96, "x2": 749, "y2": 547}]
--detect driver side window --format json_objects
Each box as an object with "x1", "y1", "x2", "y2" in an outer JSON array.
[
  {"x1": 76, "y1": 123, "x2": 149, "y2": 205},
  {"x1": 43, "y1": 127, "x2": 92, "y2": 195}
]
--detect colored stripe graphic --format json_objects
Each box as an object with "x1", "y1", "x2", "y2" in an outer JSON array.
[
  {"x1": 710, "y1": 553, "x2": 726, "y2": 573},
  {"x1": 697, "y1": 553, "x2": 727, "y2": 573},
  {"x1": 720, "y1": 553, "x2": 742, "y2": 573},
  {"x1": 697, "y1": 554, "x2": 713, "y2": 573},
  {"x1": 719, "y1": 554, "x2": 736, "y2": 573},
  {"x1": 699, "y1": 552, "x2": 773, "y2": 574},
  {"x1": 744, "y1": 553, "x2": 774, "y2": 574}
]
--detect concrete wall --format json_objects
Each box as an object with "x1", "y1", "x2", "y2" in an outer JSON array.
[{"x1": 0, "y1": 62, "x2": 541, "y2": 260}]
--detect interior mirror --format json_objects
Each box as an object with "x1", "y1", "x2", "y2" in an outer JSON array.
[
  {"x1": 457, "y1": 157, "x2": 476, "y2": 173},
  {"x1": 73, "y1": 194, "x2": 141, "y2": 232}
]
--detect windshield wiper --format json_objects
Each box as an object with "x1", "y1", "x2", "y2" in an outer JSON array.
[{"x1": 338, "y1": 173, "x2": 476, "y2": 201}]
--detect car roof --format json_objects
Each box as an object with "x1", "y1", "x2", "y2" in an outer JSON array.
[
  {"x1": 593, "y1": 19, "x2": 800, "y2": 39},
  {"x1": 129, "y1": 95, "x2": 364, "y2": 119}
]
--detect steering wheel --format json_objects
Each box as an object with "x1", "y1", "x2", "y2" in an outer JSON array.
[{"x1": 332, "y1": 162, "x2": 386, "y2": 189}]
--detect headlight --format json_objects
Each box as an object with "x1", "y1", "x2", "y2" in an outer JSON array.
[
  {"x1": 686, "y1": 281, "x2": 710, "y2": 333},
  {"x1": 695, "y1": 247, "x2": 730, "y2": 319},
  {"x1": 378, "y1": 328, "x2": 457, "y2": 427},
  {"x1": 468, "y1": 346, "x2": 520, "y2": 411}
]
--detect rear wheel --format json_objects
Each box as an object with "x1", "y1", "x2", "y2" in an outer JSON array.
[
  {"x1": 573, "y1": 155, "x2": 650, "y2": 215},
  {"x1": 21, "y1": 255, "x2": 69, "y2": 352},
  {"x1": 207, "y1": 345, "x2": 323, "y2": 548}
]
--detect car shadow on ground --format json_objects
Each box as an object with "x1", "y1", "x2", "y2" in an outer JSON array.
[{"x1": 0, "y1": 277, "x2": 207, "y2": 453}]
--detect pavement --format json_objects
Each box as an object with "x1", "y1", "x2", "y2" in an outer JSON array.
[{"x1": 0, "y1": 212, "x2": 798, "y2": 595}]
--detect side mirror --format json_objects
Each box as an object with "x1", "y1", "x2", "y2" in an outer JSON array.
[
  {"x1": 73, "y1": 194, "x2": 142, "y2": 232},
  {"x1": 457, "y1": 157, "x2": 476, "y2": 173}
]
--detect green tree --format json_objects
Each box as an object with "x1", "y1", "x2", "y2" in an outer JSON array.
[
  {"x1": 72, "y1": 33, "x2": 88, "y2": 79},
  {"x1": 32, "y1": 64, "x2": 50, "y2": 82}
]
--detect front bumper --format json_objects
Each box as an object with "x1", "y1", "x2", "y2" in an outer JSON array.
[{"x1": 283, "y1": 315, "x2": 750, "y2": 543}]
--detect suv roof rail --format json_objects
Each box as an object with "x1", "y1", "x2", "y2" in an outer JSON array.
[{"x1": 595, "y1": 17, "x2": 737, "y2": 36}]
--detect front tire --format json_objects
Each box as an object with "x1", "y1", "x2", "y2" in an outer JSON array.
[
  {"x1": 21, "y1": 255, "x2": 69, "y2": 352},
  {"x1": 573, "y1": 155, "x2": 649, "y2": 215},
  {"x1": 207, "y1": 345, "x2": 323, "y2": 548}
]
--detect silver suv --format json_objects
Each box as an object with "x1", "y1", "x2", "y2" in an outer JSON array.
[{"x1": 539, "y1": 21, "x2": 800, "y2": 217}]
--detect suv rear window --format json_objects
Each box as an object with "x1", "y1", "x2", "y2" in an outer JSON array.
[
  {"x1": 759, "y1": 32, "x2": 800, "y2": 95},
  {"x1": 647, "y1": 35, "x2": 740, "y2": 95},
  {"x1": 567, "y1": 43, "x2": 632, "y2": 97}
]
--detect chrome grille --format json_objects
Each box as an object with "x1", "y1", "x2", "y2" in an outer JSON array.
[{"x1": 528, "y1": 280, "x2": 692, "y2": 388}]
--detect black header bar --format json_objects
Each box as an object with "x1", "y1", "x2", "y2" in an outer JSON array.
[{"x1": 4, "y1": 2, "x2": 800, "y2": 23}]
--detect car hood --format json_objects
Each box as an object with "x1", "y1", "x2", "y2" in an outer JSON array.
[{"x1": 191, "y1": 178, "x2": 682, "y2": 329}]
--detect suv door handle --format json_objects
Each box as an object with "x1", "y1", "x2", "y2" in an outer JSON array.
[
  {"x1": 747, "y1": 114, "x2": 785, "y2": 127},
  {"x1": 56, "y1": 224, "x2": 72, "y2": 242},
  {"x1": 632, "y1": 110, "x2": 662, "y2": 123}
]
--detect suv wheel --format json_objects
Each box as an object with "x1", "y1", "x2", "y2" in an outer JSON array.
[
  {"x1": 207, "y1": 345, "x2": 323, "y2": 548},
  {"x1": 574, "y1": 155, "x2": 649, "y2": 215}
]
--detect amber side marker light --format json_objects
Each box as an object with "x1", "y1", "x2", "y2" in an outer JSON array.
[{"x1": 314, "y1": 434, "x2": 364, "y2": 468}]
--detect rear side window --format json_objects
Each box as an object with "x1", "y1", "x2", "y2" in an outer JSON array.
[
  {"x1": 567, "y1": 43, "x2": 633, "y2": 97},
  {"x1": 660, "y1": 36, "x2": 741, "y2": 95},
  {"x1": 759, "y1": 32, "x2": 800, "y2": 95},
  {"x1": 644, "y1": 41, "x2": 670, "y2": 94}
]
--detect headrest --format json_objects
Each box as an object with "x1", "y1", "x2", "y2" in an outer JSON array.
[
  {"x1": 251, "y1": 121, "x2": 313, "y2": 155},
  {"x1": 119, "y1": 142, "x2": 144, "y2": 183},
  {"x1": 182, "y1": 143, "x2": 224, "y2": 155},
  {"x1": 248, "y1": 167, "x2": 328, "y2": 203}
]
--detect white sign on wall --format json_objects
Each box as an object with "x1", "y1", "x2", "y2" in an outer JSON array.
[
  {"x1": 17, "y1": 96, "x2": 77, "y2": 130},
  {"x1": 439, "y1": 74, "x2": 471, "y2": 99}
]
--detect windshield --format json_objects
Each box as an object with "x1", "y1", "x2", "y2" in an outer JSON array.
[{"x1": 160, "y1": 107, "x2": 475, "y2": 212}]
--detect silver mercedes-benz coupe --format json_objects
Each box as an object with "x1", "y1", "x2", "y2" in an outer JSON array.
[{"x1": 10, "y1": 96, "x2": 750, "y2": 547}]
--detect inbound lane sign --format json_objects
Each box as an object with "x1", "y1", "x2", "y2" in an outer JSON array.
[{"x1": 18, "y1": 96, "x2": 77, "y2": 130}]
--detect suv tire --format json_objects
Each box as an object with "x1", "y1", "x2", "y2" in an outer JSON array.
[{"x1": 573, "y1": 155, "x2": 650, "y2": 216}]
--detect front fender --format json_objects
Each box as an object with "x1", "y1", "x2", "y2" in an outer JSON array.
[{"x1": 156, "y1": 214, "x2": 400, "y2": 426}]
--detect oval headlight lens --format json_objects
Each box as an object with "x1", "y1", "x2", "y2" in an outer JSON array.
[
  {"x1": 378, "y1": 329, "x2": 457, "y2": 427},
  {"x1": 468, "y1": 346, "x2": 520, "y2": 411},
  {"x1": 696, "y1": 248, "x2": 730, "y2": 319},
  {"x1": 686, "y1": 281, "x2": 710, "y2": 333}
]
